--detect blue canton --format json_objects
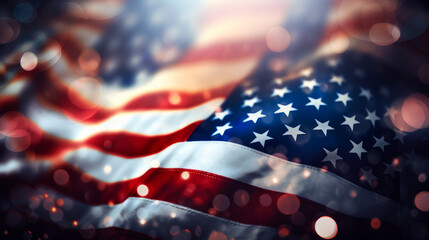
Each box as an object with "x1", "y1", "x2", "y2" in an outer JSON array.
[{"x1": 189, "y1": 52, "x2": 429, "y2": 201}]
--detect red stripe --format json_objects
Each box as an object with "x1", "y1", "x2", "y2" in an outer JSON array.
[
  {"x1": 319, "y1": 0, "x2": 396, "y2": 46},
  {"x1": 24, "y1": 119, "x2": 201, "y2": 158},
  {"x1": 31, "y1": 32, "x2": 265, "y2": 122},
  {"x1": 0, "y1": 96, "x2": 19, "y2": 114},
  {"x1": 178, "y1": 39, "x2": 267, "y2": 65},
  {"x1": 1, "y1": 165, "x2": 400, "y2": 238},
  {"x1": 201, "y1": 0, "x2": 288, "y2": 26},
  {"x1": 34, "y1": 70, "x2": 234, "y2": 122}
]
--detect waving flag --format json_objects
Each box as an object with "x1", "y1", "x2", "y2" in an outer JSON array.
[{"x1": 1, "y1": 0, "x2": 429, "y2": 239}]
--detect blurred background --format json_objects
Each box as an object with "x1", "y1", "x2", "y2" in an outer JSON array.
[{"x1": 1, "y1": 0, "x2": 429, "y2": 239}]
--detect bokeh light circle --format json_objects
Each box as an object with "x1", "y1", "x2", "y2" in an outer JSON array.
[
  {"x1": 53, "y1": 169, "x2": 70, "y2": 185},
  {"x1": 233, "y1": 189, "x2": 250, "y2": 207},
  {"x1": 13, "y1": 2, "x2": 36, "y2": 23},
  {"x1": 212, "y1": 194, "x2": 230, "y2": 212},
  {"x1": 5, "y1": 129, "x2": 31, "y2": 152},
  {"x1": 0, "y1": 111, "x2": 28, "y2": 136},
  {"x1": 338, "y1": 0, "x2": 397, "y2": 41},
  {"x1": 369, "y1": 23, "x2": 401, "y2": 46},
  {"x1": 78, "y1": 49, "x2": 101, "y2": 72},
  {"x1": 277, "y1": 194, "x2": 300, "y2": 215},
  {"x1": 208, "y1": 231, "x2": 227, "y2": 240},
  {"x1": 0, "y1": 18, "x2": 20, "y2": 44},
  {"x1": 0, "y1": 22, "x2": 14, "y2": 44},
  {"x1": 370, "y1": 218, "x2": 381, "y2": 229},
  {"x1": 418, "y1": 65, "x2": 429, "y2": 85},
  {"x1": 181, "y1": 171, "x2": 190, "y2": 180},
  {"x1": 266, "y1": 27, "x2": 291, "y2": 52},
  {"x1": 314, "y1": 216, "x2": 338, "y2": 239},
  {"x1": 259, "y1": 194, "x2": 272, "y2": 207},
  {"x1": 137, "y1": 185, "x2": 149, "y2": 197},
  {"x1": 401, "y1": 95, "x2": 428, "y2": 129},
  {"x1": 388, "y1": 99, "x2": 418, "y2": 133},
  {"x1": 68, "y1": 77, "x2": 103, "y2": 109},
  {"x1": 278, "y1": 225, "x2": 290, "y2": 237},
  {"x1": 415, "y1": 191, "x2": 429, "y2": 212},
  {"x1": 20, "y1": 52, "x2": 38, "y2": 71}
]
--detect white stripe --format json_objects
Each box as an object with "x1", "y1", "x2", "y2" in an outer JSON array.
[
  {"x1": 29, "y1": 187, "x2": 276, "y2": 240},
  {"x1": 28, "y1": 99, "x2": 222, "y2": 139},
  {"x1": 50, "y1": 57, "x2": 257, "y2": 109},
  {"x1": 101, "y1": 58, "x2": 258, "y2": 108},
  {"x1": 0, "y1": 79, "x2": 28, "y2": 96},
  {"x1": 64, "y1": 141, "x2": 400, "y2": 225},
  {"x1": 195, "y1": 13, "x2": 285, "y2": 48},
  {"x1": 0, "y1": 158, "x2": 50, "y2": 179}
]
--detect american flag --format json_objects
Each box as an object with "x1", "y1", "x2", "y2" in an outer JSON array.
[{"x1": 1, "y1": 0, "x2": 429, "y2": 239}]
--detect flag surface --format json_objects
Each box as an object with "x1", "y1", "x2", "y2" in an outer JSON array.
[{"x1": 1, "y1": 0, "x2": 429, "y2": 239}]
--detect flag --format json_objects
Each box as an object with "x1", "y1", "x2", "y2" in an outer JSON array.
[{"x1": 1, "y1": 0, "x2": 429, "y2": 239}]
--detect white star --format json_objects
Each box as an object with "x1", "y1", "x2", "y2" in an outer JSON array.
[
  {"x1": 251, "y1": 130, "x2": 273, "y2": 147},
  {"x1": 384, "y1": 106, "x2": 393, "y2": 117},
  {"x1": 322, "y1": 148, "x2": 342, "y2": 168},
  {"x1": 330, "y1": 75, "x2": 345, "y2": 86},
  {"x1": 393, "y1": 131, "x2": 407, "y2": 143},
  {"x1": 212, "y1": 109, "x2": 231, "y2": 121},
  {"x1": 244, "y1": 110, "x2": 266, "y2": 124},
  {"x1": 306, "y1": 97, "x2": 326, "y2": 110},
  {"x1": 313, "y1": 119, "x2": 334, "y2": 136},
  {"x1": 335, "y1": 92, "x2": 352, "y2": 107},
  {"x1": 361, "y1": 168, "x2": 377, "y2": 186},
  {"x1": 359, "y1": 88, "x2": 372, "y2": 101},
  {"x1": 365, "y1": 109, "x2": 380, "y2": 127},
  {"x1": 300, "y1": 79, "x2": 319, "y2": 91},
  {"x1": 242, "y1": 97, "x2": 260, "y2": 108},
  {"x1": 404, "y1": 151, "x2": 418, "y2": 160},
  {"x1": 274, "y1": 103, "x2": 297, "y2": 117},
  {"x1": 349, "y1": 140, "x2": 367, "y2": 159},
  {"x1": 242, "y1": 88, "x2": 257, "y2": 97},
  {"x1": 373, "y1": 136, "x2": 389, "y2": 152},
  {"x1": 271, "y1": 87, "x2": 291, "y2": 98},
  {"x1": 283, "y1": 124, "x2": 305, "y2": 141},
  {"x1": 404, "y1": 151, "x2": 421, "y2": 168},
  {"x1": 341, "y1": 115, "x2": 360, "y2": 131},
  {"x1": 212, "y1": 122, "x2": 232, "y2": 136},
  {"x1": 383, "y1": 162, "x2": 398, "y2": 177}
]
